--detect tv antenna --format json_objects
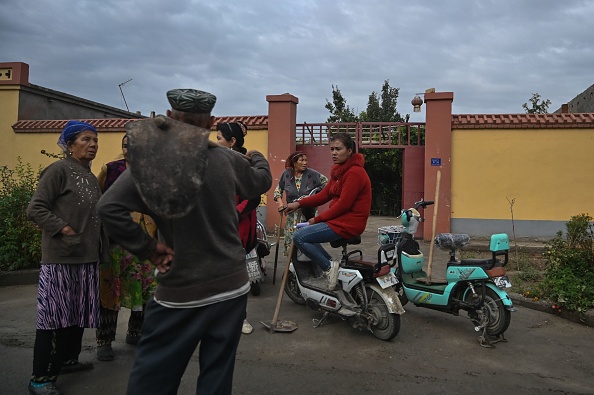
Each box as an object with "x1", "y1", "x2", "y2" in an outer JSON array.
[{"x1": 118, "y1": 78, "x2": 133, "y2": 112}]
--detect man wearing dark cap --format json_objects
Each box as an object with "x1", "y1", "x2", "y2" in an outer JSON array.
[{"x1": 97, "y1": 89, "x2": 272, "y2": 395}]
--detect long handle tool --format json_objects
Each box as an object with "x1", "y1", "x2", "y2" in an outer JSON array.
[
  {"x1": 260, "y1": 239, "x2": 298, "y2": 333},
  {"x1": 272, "y1": 211, "x2": 284, "y2": 285},
  {"x1": 425, "y1": 170, "x2": 441, "y2": 285}
]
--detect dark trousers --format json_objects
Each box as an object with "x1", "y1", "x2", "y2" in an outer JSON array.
[
  {"x1": 31, "y1": 326, "x2": 84, "y2": 383},
  {"x1": 96, "y1": 306, "x2": 144, "y2": 345},
  {"x1": 127, "y1": 294, "x2": 247, "y2": 395}
]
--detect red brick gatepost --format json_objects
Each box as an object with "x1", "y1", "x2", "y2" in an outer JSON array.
[
  {"x1": 423, "y1": 91, "x2": 453, "y2": 239},
  {"x1": 265, "y1": 93, "x2": 298, "y2": 233}
]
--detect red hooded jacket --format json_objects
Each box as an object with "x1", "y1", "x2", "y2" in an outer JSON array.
[{"x1": 298, "y1": 153, "x2": 371, "y2": 239}]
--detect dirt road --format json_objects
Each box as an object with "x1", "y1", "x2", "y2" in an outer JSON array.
[{"x1": 1, "y1": 217, "x2": 593, "y2": 394}]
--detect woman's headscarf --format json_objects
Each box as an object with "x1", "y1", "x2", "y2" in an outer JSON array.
[
  {"x1": 285, "y1": 151, "x2": 306, "y2": 169},
  {"x1": 57, "y1": 120, "x2": 97, "y2": 152},
  {"x1": 217, "y1": 122, "x2": 247, "y2": 154}
]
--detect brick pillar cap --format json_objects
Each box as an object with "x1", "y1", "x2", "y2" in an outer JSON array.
[
  {"x1": 266, "y1": 93, "x2": 299, "y2": 104},
  {"x1": 424, "y1": 92, "x2": 454, "y2": 101}
]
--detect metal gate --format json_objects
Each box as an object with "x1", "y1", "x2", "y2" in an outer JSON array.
[{"x1": 296, "y1": 122, "x2": 426, "y2": 237}]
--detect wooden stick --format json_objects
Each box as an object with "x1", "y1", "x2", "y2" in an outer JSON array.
[
  {"x1": 270, "y1": 239, "x2": 295, "y2": 333},
  {"x1": 425, "y1": 170, "x2": 441, "y2": 285},
  {"x1": 272, "y1": 211, "x2": 284, "y2": 285}
]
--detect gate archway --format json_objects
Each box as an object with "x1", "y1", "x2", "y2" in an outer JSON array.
[{"x1": 296, "y1": 121, "x2": 426, "y2": 237}]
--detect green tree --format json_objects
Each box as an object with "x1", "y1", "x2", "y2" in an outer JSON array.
[
  {"x1": 325, "y1": 85, "x2": 359, "y2": 123},
  {"x1": 522, "y1": 93, "x2": 552, "y2": 114},
  {"x1": 360, "y1": 80, "x2": 402, "y2": 122}
]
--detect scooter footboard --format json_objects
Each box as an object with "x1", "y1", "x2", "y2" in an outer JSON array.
[{"x1": 367, "y1": 284, "x2": 405, "y2": 314}]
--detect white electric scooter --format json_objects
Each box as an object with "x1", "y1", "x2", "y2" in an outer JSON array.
[{"x1": 284, "y1": 222, "x2": 404, "y2": 341}]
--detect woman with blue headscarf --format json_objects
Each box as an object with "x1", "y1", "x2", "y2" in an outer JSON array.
[{"x1": 26, "y1": 120, "x2": 107, "y2": 395}]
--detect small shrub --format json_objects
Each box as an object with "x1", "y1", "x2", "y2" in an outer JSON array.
[
  {"x1": 516, "y1": 265, "x2": 540, "y2": 282},
  {"x1": 521, "y1": 288, "x2": 543, "y2": 300},
  {"x1": 510, "y1": 256, "x2": 542, "y2": 296},
  {"x1": 541, "y1": 214, "x2": 594, "y2": 320},
  {"x1": 0, "y1": 158, "x2": 42, "y2": 271}
]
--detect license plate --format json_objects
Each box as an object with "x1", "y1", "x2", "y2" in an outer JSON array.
[
  {"x1": 377, "y1": 272, "x2": 399, "y2": 289},
  {"x1": 246, "y1": 258, "x2": 262, "y2": 281},
  {"x1": 493, "y1": 276, "x2": 512, "y2": 288}
]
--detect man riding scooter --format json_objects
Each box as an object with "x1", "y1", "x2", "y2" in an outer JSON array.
[{"x1": 284, "y1": 132, "x2": 372, "y2": 290}]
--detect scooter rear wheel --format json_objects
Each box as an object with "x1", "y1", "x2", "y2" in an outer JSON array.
[
  {"x1": 464, "y1": 285, "x2": 511, "y2": 336},
  {"x1": 365, "y1": 288, "x2": 401, "y2": 341},
  {"x1": 352, "y1": 287, "x2": 400, "y2": 341}
]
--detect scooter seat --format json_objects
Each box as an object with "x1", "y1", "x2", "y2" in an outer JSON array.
[
  {"x1": 435, "y1": 233, "x2": 470, "y2": 251},
  {"x1": 330, "y1": 236, "x2": 361, "y2": 248},
  {"x1": 347, "y1": 255, "x2": 377, "y2": 268},
  {"x1": 449, "y1": 258, "x2": 496, "y2": 270}
]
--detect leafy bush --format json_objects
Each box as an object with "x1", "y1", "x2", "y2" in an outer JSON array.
[
  {"x1": 542, "y1": 214, "x2": 594, "y2": 320},
  {"x1": 0, "y1": 158, "x2": 42, "y2": 270}
]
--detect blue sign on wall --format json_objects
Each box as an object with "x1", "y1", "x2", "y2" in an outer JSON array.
[{"x1": 431, "y1": 158, "x2": 441, "y2": 166}]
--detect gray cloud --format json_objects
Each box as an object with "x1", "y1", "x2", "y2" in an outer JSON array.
[{"x1": 2, "y1": 0, "x2": 592, "y2": 123}]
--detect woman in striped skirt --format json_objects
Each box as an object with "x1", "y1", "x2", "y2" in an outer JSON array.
[{"x1": 25, "y1": 120, "x2": 107, "y2": 395}]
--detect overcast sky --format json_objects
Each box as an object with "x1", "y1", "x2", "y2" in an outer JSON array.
[{"x1": 1, "y1": 0, "x2": 592, "y2": 123}]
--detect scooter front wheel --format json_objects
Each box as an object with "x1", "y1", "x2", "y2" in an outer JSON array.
[
  {"x1": 284, "y1": 271, "x2": 306, "y2": 305},
  {"x1": 365, "y1": 288, "x2": 401, "y2": 341}
]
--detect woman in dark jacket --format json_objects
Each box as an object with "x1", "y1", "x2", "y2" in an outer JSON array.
[
  {"x1": 273, "y1": 151, "x2": 328, "y2": 255},
  {"x1": 26, "y1": 120, "x2": 106, "y2": 395},
  {"x1": 216, "y1": 121, "x2": 261, "y2": 334}
]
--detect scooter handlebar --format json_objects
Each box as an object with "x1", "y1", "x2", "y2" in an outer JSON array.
[{"x1": 414, "y1": 199, "x2": 434, "y2": 210}]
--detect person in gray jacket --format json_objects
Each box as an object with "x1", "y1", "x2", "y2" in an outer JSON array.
[
  {"x1": 96, "y1": 89, "x2": 272, "y2": 395},
  {"x1": 26, "y1": 120, "x2": 105, "y2": 395}
]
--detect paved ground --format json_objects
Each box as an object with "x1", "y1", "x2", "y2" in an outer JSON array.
[{"x1": 2, "y1": 216, "x2": 593, "y2": 394}]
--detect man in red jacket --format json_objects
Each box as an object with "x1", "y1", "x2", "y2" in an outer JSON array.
[{"x1": 285, "y1": 132, "x2": 372, "y2": 290}]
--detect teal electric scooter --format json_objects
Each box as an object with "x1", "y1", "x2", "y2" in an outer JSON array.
[{"x1": 392, "y1": 199, "x2": 514, "y2": 347}]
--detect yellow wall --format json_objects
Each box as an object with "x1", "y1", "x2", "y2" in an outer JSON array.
[
  {"x1": 0, "y1": 87, "x2": 20, "y2": 170},
  {"x1": 451, "y1": 128, "x2": 594, "y2": 221},
  {"x1": 7, "y1": 128, "x2": 270, "y2": 177},
  {"x1": 4, "y1": 128, "x2": 269, "y2": 178},
  {"x1": 7, "y1": 131, "x2": 127, "y2": 176}
]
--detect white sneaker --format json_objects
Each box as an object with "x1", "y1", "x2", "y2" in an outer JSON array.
[
  {"x1": 324, "y1": 260, "x2": 340, "y2": 291},
  {"x1": 242, "y1": 319, "x2": 253, "y2": 334}
]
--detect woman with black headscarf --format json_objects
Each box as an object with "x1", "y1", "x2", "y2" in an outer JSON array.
[
  {"x1": 216, "y1": 121, "x2": 248, "y2": 154},
  {"x1": 216, "y1": 121, "x2": 261, "y2": 334},
  {"x1": 26, "y1": 120, "x2": 107, "y2": 395}
]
